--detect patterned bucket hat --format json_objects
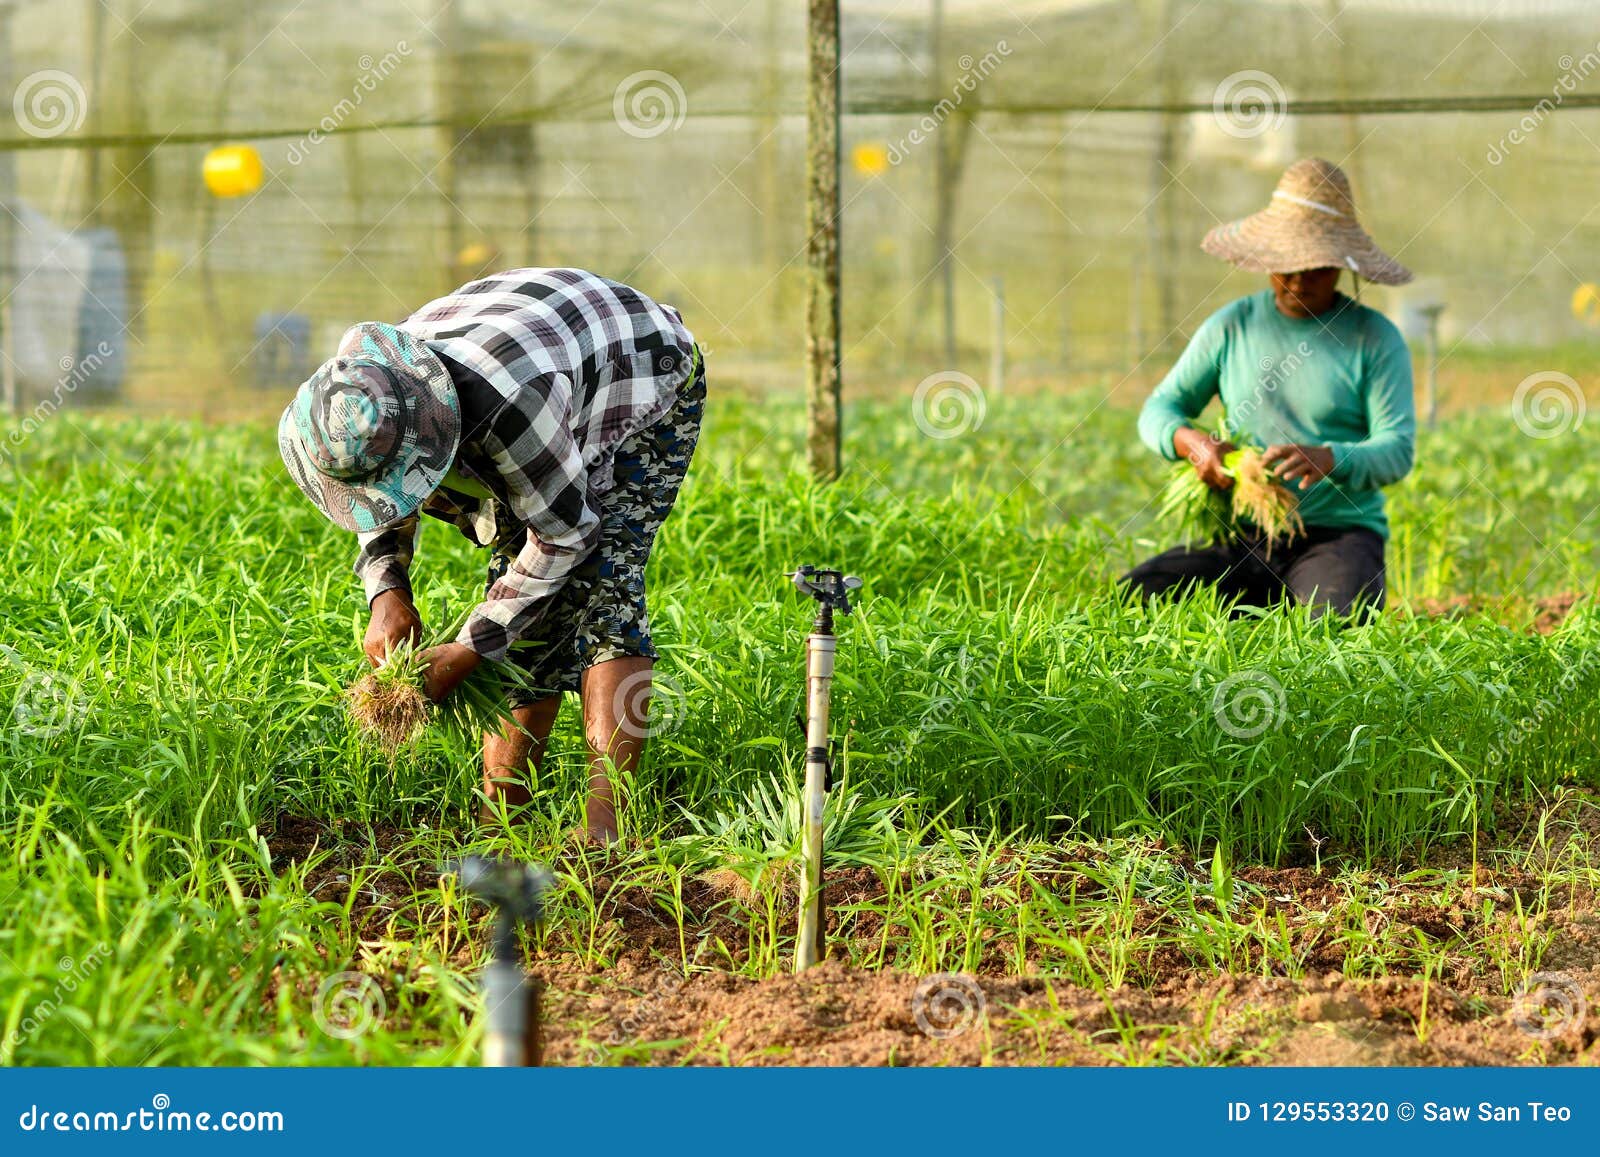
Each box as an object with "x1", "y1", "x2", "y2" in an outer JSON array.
[
  {"x1": 278, "y1": 322, "x2": 461, "y2": 532},
  {"x1": 1201, "y1": 157, "x2": 1413, "y2": 286}
]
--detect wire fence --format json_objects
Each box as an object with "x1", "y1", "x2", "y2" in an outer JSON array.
[{"x1": 0, "y1": 0, "x2": 1597, "y2": 421}]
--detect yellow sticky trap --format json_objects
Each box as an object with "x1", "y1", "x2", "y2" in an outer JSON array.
[
  {"x1": 852, "y1": 142, "x2": 890, "y2": 177},
  {"x1": 203, "y1": 145, "x2": 264, "y2": 198},
  {"x1": 1572, "y1": 283, "x2": 1600, "y2": 326}
]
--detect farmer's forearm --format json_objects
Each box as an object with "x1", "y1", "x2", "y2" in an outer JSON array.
[
  {"x1": 1171, "y1": 425, "x2": 1229, "y2": 462},
  {"x1": 457, "y1": 590, "x2": 559, "y2": 664},
  {"x1": 422, "y1": 642, "x2": 480, "y2": 702},
  {"x1": 364, "y1": 589, "x2": 423, "y2": 666},
  {"x1": 458, "y1": 526, "x2": 601, "y2": 662}
]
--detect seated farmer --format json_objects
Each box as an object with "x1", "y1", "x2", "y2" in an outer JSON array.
[
  {"x1": 1124, "y1": 157, "x2": 1415, "y2": 617},
  {"x1": 278, "y1": 268, "x2": 705, "y2": 842}
]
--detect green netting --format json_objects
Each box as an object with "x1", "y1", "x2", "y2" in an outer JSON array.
[{"x1": 0, "y1": 0, "x2": 1595, "y2": 418}]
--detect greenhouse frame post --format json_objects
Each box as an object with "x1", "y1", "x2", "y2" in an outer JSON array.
[
  {"x1": 0, "y1": 1, "x2": 16, "y2": 418},
  {"x1": 1421, "y1": 304, "x2": 1444, "y2": 428},
  {"x1": 989, "y1": 276, "x2": 1005, "y2": 396},
  {"x1": 805, "y1": 0, "x2": 841, "y2": 482}
]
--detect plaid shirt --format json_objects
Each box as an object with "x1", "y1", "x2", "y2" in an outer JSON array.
[{"x1": 353, "y1": 268, "x2": 697, "y2": 662}]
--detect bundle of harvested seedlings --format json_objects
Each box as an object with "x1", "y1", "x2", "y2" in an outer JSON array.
[
  {"x1": 345, "y1": 642, "x2": 432, "y2": 754},
  {"x1": 345, "y1": 636, "x2": 535, "y2": 756},
  {"x1": 1158, "y1": 461, "x2": 1234, "y2": 546},
  {"x1": 1156, "y1": 439, "x2": 1305, "y2": 551},
  {"x1": 1224, "y1": 447, "x2": 1304, "y2": 548}
]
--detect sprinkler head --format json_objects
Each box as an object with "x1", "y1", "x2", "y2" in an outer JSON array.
[
  {"x1": 453, "y1": 856, "x2": 552, "y2": 926},
  {"x1": 788, "y1": 565, "x2": 862, "y2": 615}
]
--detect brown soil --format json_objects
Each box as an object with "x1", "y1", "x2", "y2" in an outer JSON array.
[
  {"x1": 1403, "y1": 592, "x2": 1587, "y2": 635},
  {"x1": 536, "y1": 958, "x2": 1599, "y2": 1067},
  {"x1": 266, "y1": 803, "x2": 1600, "y2": 1067}
]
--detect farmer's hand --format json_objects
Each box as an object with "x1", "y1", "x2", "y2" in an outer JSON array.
[
  {"x1": 1262, "y1": 444, "x2": 1335, "y2": 490},
  {"x1": 420, "y1": 642, "x2": 481, "y2": 703},
  {"x1": 365, "y1": 589, "x2": 423, "y2": 667},
  {"x1": 1173, "y1": 426, "x2": 1236, "y2": 490}
]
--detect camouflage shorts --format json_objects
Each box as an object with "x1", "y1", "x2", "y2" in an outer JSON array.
[{"x1": 488, "y1": 356, "x2": 705, "y2": 702}]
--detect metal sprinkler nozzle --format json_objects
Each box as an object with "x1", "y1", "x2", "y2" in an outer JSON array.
[
  {"x1": 788, "y1": 566, "x2": 862, "y2": 630},
  {"x1": 457, "y1": 855, "x2": 549, "y2": 955},
  {"x1": 451, "y1": 855, "x2": 552, "y2": 1066}
]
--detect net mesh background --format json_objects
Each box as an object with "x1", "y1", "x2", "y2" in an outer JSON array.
[{"x1": 0, "y1": 0, "x2": 1594, "y2": 417}]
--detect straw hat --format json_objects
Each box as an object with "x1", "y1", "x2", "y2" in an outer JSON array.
[{"x1": 1201, "y1": 157, "x2": 1413, "y2": 286}]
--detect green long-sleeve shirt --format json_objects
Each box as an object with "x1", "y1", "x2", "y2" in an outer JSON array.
[{"x1": 1138, "y1": 290, "x2": 1416, "y2": 539}]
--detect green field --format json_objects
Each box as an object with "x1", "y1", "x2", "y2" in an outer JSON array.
[{"x1": 3, "y1": 391, "x2": 1598, "y2": 1065}]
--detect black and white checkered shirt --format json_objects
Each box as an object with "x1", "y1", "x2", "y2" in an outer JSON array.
[{"x1": 353, "y1": 268, "x2": 697, "y2": 662}]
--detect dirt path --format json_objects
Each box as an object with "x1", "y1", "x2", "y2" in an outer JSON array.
[
  {"x1": 1403, "y1": 592, "x2": 1588, "y2": 634},
  {"x1": 267, "y1": 803, "x2": 1600, "y2": 1067},
  {"x1": 538, "y1": 957, "x2": 1599, "y2": 1067}
]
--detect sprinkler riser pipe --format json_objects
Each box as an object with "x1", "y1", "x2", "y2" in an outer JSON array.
[
  {"x1": 796, "y1": 632, "x2": 835, "y2": 971},
  {"x1": 482, "y1": 958, "x2": 527, "y2": 1068}
]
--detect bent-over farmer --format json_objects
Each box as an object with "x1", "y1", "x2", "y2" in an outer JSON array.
[
  {"x1": 279, "y1": 268, "x2": 705, "y2": 842},
  {"x1": 1124, "y1": 157, "x2": 1415, "y2": 617}
]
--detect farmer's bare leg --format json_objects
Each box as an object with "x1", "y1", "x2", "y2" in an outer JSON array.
[
  {"x1": 480, "y1": 696, "x2": 561, "y2": 822},
  {"x1": 578, "y1": 655, "x2": 653, "y2": 843}
]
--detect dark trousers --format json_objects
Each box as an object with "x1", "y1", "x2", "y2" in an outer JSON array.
[{"x1": 1122, "y1": 525, "x2": 1387, "y2": 617}]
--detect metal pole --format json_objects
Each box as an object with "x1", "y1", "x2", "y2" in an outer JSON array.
[
  {"x1": 434, "y1": 0, "x2": 465, "y2": 294},
  {"x1": 989, "y1": 276, "x2": 1005, "y2": 396},
  {"x1": 1146, "y1": 0, "x2": 1179, "y2": 353},
  {"x1": 805, "y1": 0, "x2": 842, "y2": 481},
  {"x1": 481, "y1": 931, "x2": 533, "y2": 1067},
  {"x1": 456, "y1": 857, "x2": 550, "y2": 1067},
  {"x1": 1059, "y1": 120, "x2": 1072, "y2": 374},
  {"x1": 757, "y1": 0, "x2": 781, "y2": 309},
  {"x1": 0, "y1": 0, "x2": 18, "y2": 418},
  {"x1": 1423, "y1": 307, "x2": 1442, "y2": 428},
  {"x1": 931, "y1": 0, "x2": 955, "y2": 365},
  {"x1": 796, "y1": 624, "x2": 834, "y2": 970},
  {"x1": 788, "y1": 566, "x2": 858, "y2": 972}
]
